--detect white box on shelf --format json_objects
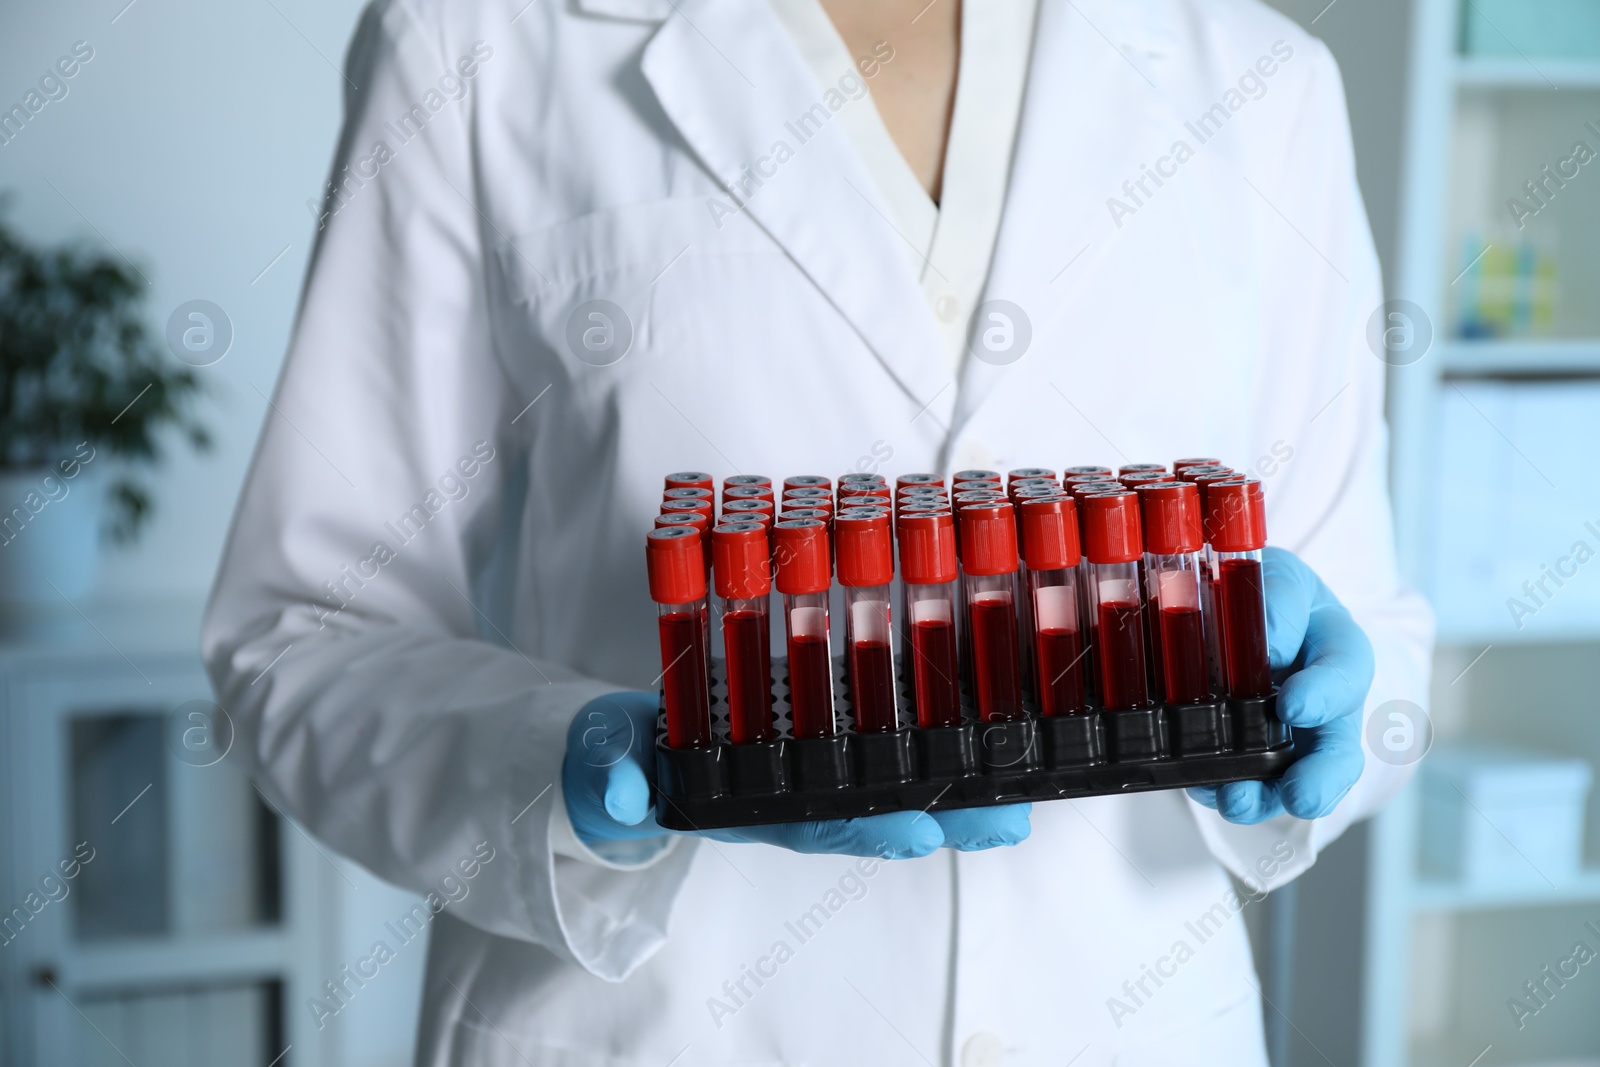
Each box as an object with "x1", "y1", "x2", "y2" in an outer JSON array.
[
  {"x1": 1422, "y1": 743, "x2": 1592, "y2": 885},
  {"x1": 1462, "y1": 0, "x2": 1600, "y2": 59}
]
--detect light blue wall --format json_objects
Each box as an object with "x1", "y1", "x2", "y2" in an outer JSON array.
[{"x1": 0, "y1": 0, "x2": 370, "y2": 603}]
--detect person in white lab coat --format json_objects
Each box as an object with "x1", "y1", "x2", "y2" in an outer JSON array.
[{"x1": 203, "y1": 0, "x2": 1434, "y2": 1063}]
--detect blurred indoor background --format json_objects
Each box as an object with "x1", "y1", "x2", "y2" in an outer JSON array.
[{"x1": 1, "y1": 0, "x2": 1597, "y2": 1065}]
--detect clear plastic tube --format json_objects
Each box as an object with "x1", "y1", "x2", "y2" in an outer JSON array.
[
  {"x1": 1216, "y1": 549, "x2": 1271, "y2": 698},
  {"x1": 785, "y1": 590, "x2": 836, "y2": 738},
  {"x1": 658, "y1": 599, "x2": 711, "y2": 747},
  {"x1": 1088, "y1": 561, "x2": 1151, "y2": 710},
  {"x1": 844, "y1": 585, "x2": 896, "y2": 732},
  {"x1": 904, "y1": 582, "x2": 960, "y2": 727},
  {"x1": 1028, "y1": 566, "x2": 1088, "y2": 715},
  {"x1": 963, "y1": 571, "x2": 1023, "y2": 722},
  {"x1": 1145, "y1": 551, "x2": 1209, "y2": 704},
  {"x1": 721, "y1": 592, "x2": 772, "y2": 744}
]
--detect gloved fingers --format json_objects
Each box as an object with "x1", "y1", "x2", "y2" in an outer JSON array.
[
  {"x1": 928, "y1": 804, "x2": 1032, "y2": 851},
  {"x1": 709, "y1": 810, "x2": 944, "y2": 859},
  {"x1": 1261, "y1": 547, "x2": 1318, "y2": 671},
  {"x1": 1277, "y1": 600, "x2": 1374, "y2": 729},
  {"x1": 1213, "y1": 779, "x2": 1287, "y2": 825},
  {"x1": 563, "y1": 691, "x2": 663, "y2": 844},
  {"x1": 1275, "y1": 714, "x2": 1364, "y2": 820},
  {"x1": 1186, "y1": 785, "x2": 1221, "y2": 809}
]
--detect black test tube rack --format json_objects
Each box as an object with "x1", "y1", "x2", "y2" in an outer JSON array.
[{"x1": 654, "y1": 655, "x2": 1293, "y2": 831}]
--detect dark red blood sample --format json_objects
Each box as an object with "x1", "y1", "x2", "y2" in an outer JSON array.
[
  {"x1": 723, "y1": 610, "x2": 772, "y2": 744},
  {"x1": 910, "y1": 618, "x2": 961, "y2": 728},
  {"x1": 659, "y1": 611, "x2": 709, "y2": 747},
  {"x1": 1097, "y1": 600, "x2": 1150, "y2": 710},
  {"x1": 969, "y1": 596, "x2": 1022, "y2": 722},
  {"x1": 1035, "y1": 626, "x2": 1087, "y2": 716},
  {"x1": 849, "y1": 639, "x2": 897, "y2": 732},
  {"x1": 1219, "y1": 557, "x2": 1272, "y2": 698},
  {"x1": 1158, "y1": 605, "x2": 1208, "y2": 705},
  {"x1": 787, "y1": 631, "x2": 835, "y2": 739}
]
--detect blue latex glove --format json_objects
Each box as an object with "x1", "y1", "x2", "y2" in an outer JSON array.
[
  {"x1": 563, "y1": 692, "x2": 1031, "y2": 859},
  {"x1": 1188, "y1": 546, "x2": 1374, "y2": 824}
]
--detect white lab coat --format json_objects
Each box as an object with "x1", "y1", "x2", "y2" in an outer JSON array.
[{"x1": 202, "y1": 0, "x2": 1434, "y2": 1063}]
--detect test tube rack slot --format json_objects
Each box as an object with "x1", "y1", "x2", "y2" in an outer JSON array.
[{"x1": 654, "y1": 655, "x2": 1294, "y2": 830}]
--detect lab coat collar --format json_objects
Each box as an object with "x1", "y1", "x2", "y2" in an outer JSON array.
[
  {"x1": 570, "y1": 0, "x2": 672, "y2": 23},
  {"x1": 640, "y1": 0, "x2": 955, "y2": 423},
  {"x1": 573, "y1": 0, "x2": 1178, "y2": 56},
  {"x1": 949, "y1": 0, "x2": 1176, "y2": 437}
]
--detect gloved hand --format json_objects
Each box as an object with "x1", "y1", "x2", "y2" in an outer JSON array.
[
  {"x1": 1188, "y1": 546, "x2": 1374, "y2": 824},
  {"x1": 563, "y1": 691, "x2": 1031, "y2": 858}
]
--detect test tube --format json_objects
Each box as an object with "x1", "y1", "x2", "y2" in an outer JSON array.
[
  {"x1": 958, "y1": 502, "x2": 1024, "y2": 722},
  {"x1": 773, "y1": 518, "x2": 837, "y2": 739},
  {"x1": 665, "y1": 471, "x2": 714, "y2": 492},
  {"x1": 722, "y1": 498, "x2": 774, "y2": 526},
  {"x1": 954, "y1": 490, "x2": 1008, "y2": 506},
  {"x1": 1008, "y1": 467, "x2": 1057, "y2": 486},
  {"x1": 1063, "y1": 465, "x2": 1113, "y2": 480},
  {"x1": 839, "y1": 484, "x2": 892, "y2": 505},
  {"x1": 663, "y1": 486, "x2": 714, "y2": 504},
  {"x1": 1019, "y1": 495, "x2": 1087, "y2": 716},
  {"x1": 725, "y1": 484, "x2": 775, "y2": 504},
  {"x1": 655, "y1": 510, "x2": 711, "y2": 571},
  {"x1": 646, "y1": 526, "x2": 711, "y2": 748},
  {"x1": 784, "y1": 486, "x2": 831, "y2": 505},
  {"x1": 784, "y1": 475, "x2": 832, "y2": 492},
  {"x1": 954, "y1": 480, "x2": 1003, "y2": 494},
  {"x1": 1082, "y1": 491, "x2": 1152, "y2": 710},
  {"x1": 953, "y1": 469, "x2": 1002, "y2": 484},
  {"x1": 1206, "y1": 478, "x2": 1272, "y2": 699},
  {"x1": 1173, "y1": 457, "x2": 1222, "y2": 474},
  {"x1": 1118, "y1": 471, "x2": 1174, "y2": 490},
  {"x1": 1176, "y1": 464, "x2": 1234, "y2": 483},
  {"x1": 711, "y1": 522, "x2": 774, "y2": 744},
  {"x1": 897, "y1": 511, "x2": 961, "y2": 728},
  {"x1": 896, "y1": 473, "x2": 945, "y2": 491},
  {"x1": 1138, "y1": 482, "x2": 1210, "y2": 705},
  {"x1": 835, "y1": 509, "x2": 898, "y2": 733},
  {"x1": 838, "y1": 472, "x2": 887, "y2": 485}
]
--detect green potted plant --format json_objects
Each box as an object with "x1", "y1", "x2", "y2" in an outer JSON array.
[{"x1": 0, "y1": 210, "x2": 211, "y2": 611}]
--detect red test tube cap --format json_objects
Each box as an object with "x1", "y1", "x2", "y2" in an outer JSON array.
[
  {"x1": 724, "y1": 484, "x2": 775, "y2": 502},
  {"x1": 1177, "y1": 465, "x2": 1233, "y2": 483},
  {"x1": 722, "y1": 499, "x2": 774, "y2": 523},
  {"x1": 661, "y1": 498, "x2": 713, "y2": 519},
  {"x1": 953, "y1": 469, "x2": 1002, "y2": 483},
  {"x1": 646, "y1": 526, "x2": 705, "y2": 603},
  {"x1": 1138, "y1": 481, "x2": 1203, "y2": 555},
  {"x1": 773, "y1": 519, "x2": 832, "y2": 594},
  {"x1": 838, "y1": 472, "x2": 887, "y2": 486},
  {"x1": 959, "y1": 502, "x2": 1019, "y2": 576},
  {"x1": 897, "y1": 512, "x2": 958, "y2": 584},
  {"x1": 784, "y1": 475, "x2": 831, "y2": 491},
  {"x1": 713, "y1": 522, "x2": 772, "y2": 599},
  {"x1": 1173, "y1": 457, "x2": 1222, "y2": 472},
  {"x1": 665, "y1": 471, "x2": 714, "y2": 491},
  {"x1": 896, "y1": 473, "x2": 945, "y2": 490},
  {"x1": 1207, "y1": 478, "x2": 1268, "y2": 552},
  {"x1": 1082, "y1": 491, "x2": 1144, "y2": 564},
  {"x1": 1020, "y1": 496, "x2": 1081, "y2": 571},
  {"x1": 1119, "y1": 463, "x2": 1168, "y2": 475},
  {"x1": 1063, "y1": 465, "x2": 1113, "y2": 478},
  {"x1": 835, "y1": 511, "x2": 894, "y2": 587}
]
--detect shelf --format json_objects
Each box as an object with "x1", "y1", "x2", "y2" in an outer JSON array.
[
  {"x1": 61, "y1": 929, "x2": 291, "y2": 990},
  {"x1": 1455, "y1": 55, "x2": 1600, "y2": 89},
  {"x1": 1439, "y1": 340, "x2": 1600, "y2": 378},
  {"x1": 1413, "y1": 868, "x2": 1600, "y2": 912}
]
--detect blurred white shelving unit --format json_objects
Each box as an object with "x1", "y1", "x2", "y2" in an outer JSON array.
[
  {"x1": 1372, "y1": 1, "x2": 1600, "y2": 1064},
  {"x1": 0, "y1": 602, "x2": 340, "y2": 1067}
]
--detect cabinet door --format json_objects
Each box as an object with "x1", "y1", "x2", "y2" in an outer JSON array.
[{"x1": 0, "y1": 656, "x2": 334, "y2": 1067}]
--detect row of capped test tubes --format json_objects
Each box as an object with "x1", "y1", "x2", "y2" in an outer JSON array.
[{"x1": 644, "y1": 462, "x2": 1271, "y2": 750}]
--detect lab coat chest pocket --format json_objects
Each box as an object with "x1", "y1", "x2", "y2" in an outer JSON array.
[{"x1": 491, "y1": 197, "x2": 792, "y2": 394}]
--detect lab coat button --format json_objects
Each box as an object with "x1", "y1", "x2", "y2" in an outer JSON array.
[
  {"x1": 961, "y1": 1032, "x2": 1003, "y2": 1067},
  {"x1": 935, "y1": 294, "x2": 962, "y2": 323}
]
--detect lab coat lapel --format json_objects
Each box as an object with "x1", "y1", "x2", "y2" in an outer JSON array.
[
  {"x1": 951, "y1": 0, "x2": 1178, "y2": 438},
  {"x1": 640, "y1": 0, "x2": 953, "y2": 421}
]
